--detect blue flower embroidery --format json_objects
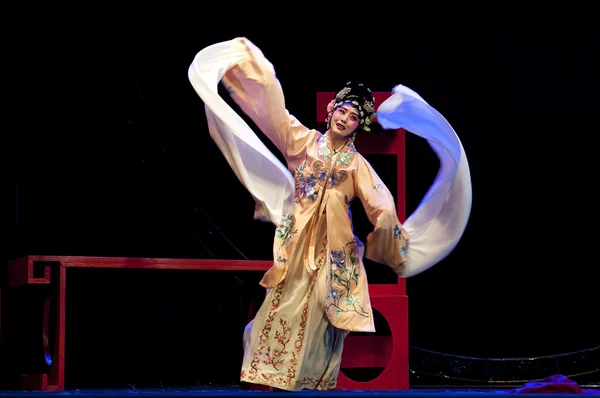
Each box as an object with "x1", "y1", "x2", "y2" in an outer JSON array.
[{"x1": 326, "y1": 241, "x2": 369, "y2": 318}]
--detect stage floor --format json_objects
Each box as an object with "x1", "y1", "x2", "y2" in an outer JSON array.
[{"x1": 0, "y1": 386, "x2": 598, "y2": 398}]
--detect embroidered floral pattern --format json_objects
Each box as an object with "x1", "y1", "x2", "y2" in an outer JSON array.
[
  {"x1": 297, "y1": 377, "x2": 337, "y2": 390},
  {"x1": 318, "y1": 135, "x2": 356, "y2": 188},
  {"x1": 317, "y1": 138, "x2": 332, "y2": 162},
  {"x1": 292, "y1": 135, "x2": 357, "y2": 205},
  {"x1": 315, "y1": 241, "x2": 328, "y2": 270},
  {"x1": 242, "y1": 270, "x2": 321, "y2": 390},
  {"x1": 275, "y1": 249, "x2": 287, "y2": 266},
  {"x1": 394, "y1": 225, "x2": 408, "y2": 255},
  {"x1": 248, "y1": 283, "x2": 284, "y2": 381},
  {"x1": 276, "y1": 214, "x2": 297, "y2": 246},
  {"x1": 325, "y1": 240, "x2": 370, "y2": 318},
  {"x1": 311, "y1": 160, "x2": 329, "y2": 186},
  {"x1": 292, "y1": 160, "x2": 320, "y2": 203},
  {"x1": 336, "y1": 150, "x2": 353, "y2": 167},
  {"x1": 328, "y1": 169, "x2": 348, "y2": 187},
  {"x1": 262, "y1": 318, "x2": 291, "y2": 370}
]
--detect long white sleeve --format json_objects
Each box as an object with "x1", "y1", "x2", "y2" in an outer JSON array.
[
  {"x1": 377, "y1": 84, "x2": 472, "y2": 278},
  {"x1": 188, "y1": 38, "x2": 295, "y2": 226}
]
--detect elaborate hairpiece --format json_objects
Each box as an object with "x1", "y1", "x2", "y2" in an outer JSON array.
[{"x1": 326, "y1": 81, "x2": 376, "y2": 132}]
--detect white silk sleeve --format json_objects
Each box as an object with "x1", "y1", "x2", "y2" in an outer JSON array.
[
  {"x1": 187, "y1": 38, "x2": 295, "y2": 227},
  {"x1": 376, "y1": 84, "x2": 473, "y2": 278}
]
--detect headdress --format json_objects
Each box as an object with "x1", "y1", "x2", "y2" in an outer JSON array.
[{"x1": 326, "y1": 81, "x2": 376, "y2": 132}]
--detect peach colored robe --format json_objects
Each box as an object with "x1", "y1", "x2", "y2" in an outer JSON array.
[{"x1": 219, "y1": 38, "x2": 408, "y2": 390}]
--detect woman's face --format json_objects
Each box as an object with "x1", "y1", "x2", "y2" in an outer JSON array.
[{"x1": 329, "y1": 102, "x2": 360, "y2": 140}]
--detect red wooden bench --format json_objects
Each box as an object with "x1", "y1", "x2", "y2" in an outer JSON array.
[{"x1": 7, "y1": 256, "x2": 273, "y2": 391}]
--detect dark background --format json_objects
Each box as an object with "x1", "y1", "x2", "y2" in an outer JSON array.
[{"x1": 2, "y1": 9, "x2": 599, "y2": 389}]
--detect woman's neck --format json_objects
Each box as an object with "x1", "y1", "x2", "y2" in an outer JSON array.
[{"x1": 328, "y1": 133, "x2": 348, "y2": 153}]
